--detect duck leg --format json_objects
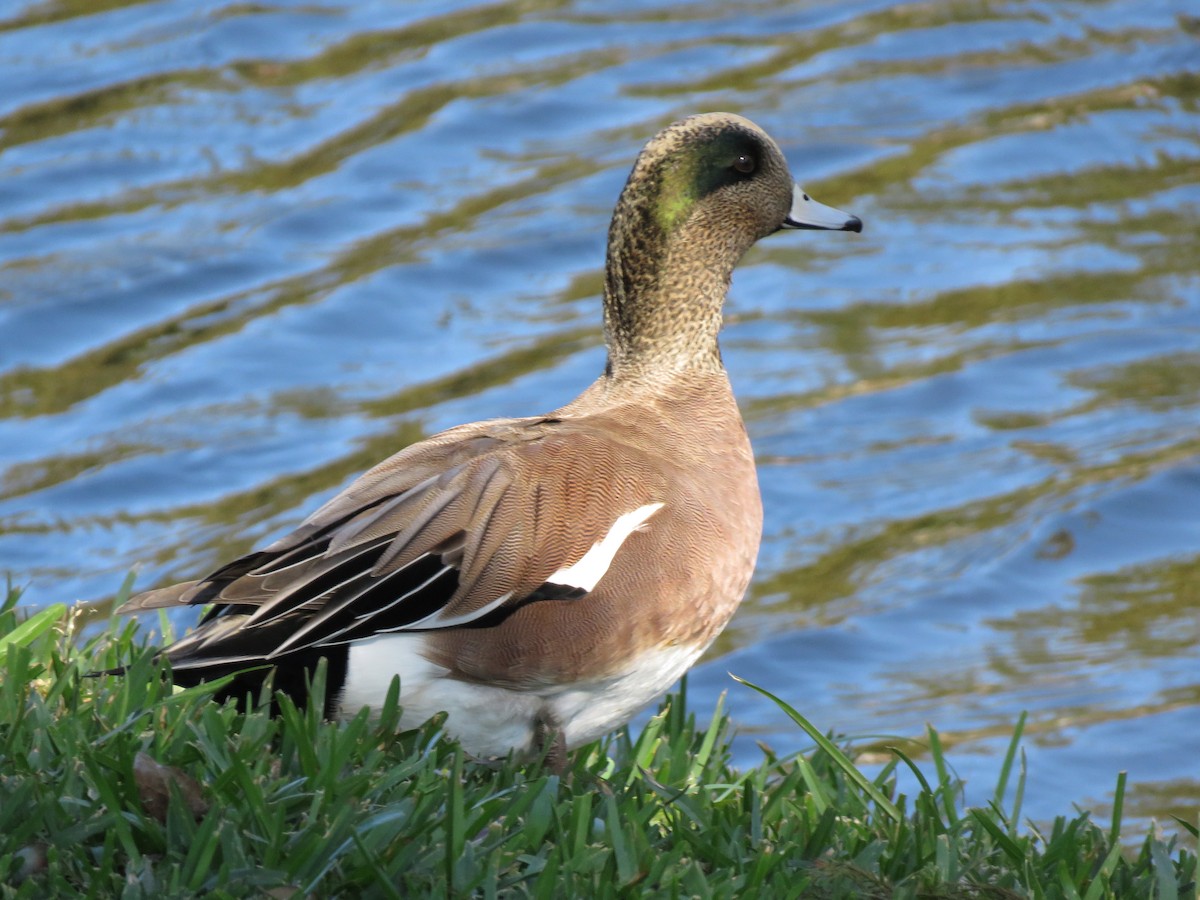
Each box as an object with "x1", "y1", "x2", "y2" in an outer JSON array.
[{"x1": 533, "y1": 710, "x2": 569, "y2": 775}]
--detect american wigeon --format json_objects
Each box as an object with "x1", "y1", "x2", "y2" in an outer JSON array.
[{"x1": 117, "y1": 112, "x2": 861, "y2": 761}]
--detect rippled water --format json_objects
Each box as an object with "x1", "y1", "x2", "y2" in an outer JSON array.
[{"x1": 2, "y1": 0, "x2": 1197, "y2": 839}]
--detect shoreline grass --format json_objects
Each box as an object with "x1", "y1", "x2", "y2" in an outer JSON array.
[{"x1": 1, "y1": 585, "x2": 1195, "y2": 898}]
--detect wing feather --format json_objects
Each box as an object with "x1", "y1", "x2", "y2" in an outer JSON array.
[
  {"x1": 269, "y1": 555, "x2": 450, "y2": 655},
  {"x1": 239, "y1": 536, "x2": 390, "y2": 628},
  {"x1": 325, "y1": 472, "x2": 442, "y2": 555}
]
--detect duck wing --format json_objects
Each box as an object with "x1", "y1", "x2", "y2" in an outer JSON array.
[{"x1": 120, "y1": 414, "x2": 667, "y2": 675}]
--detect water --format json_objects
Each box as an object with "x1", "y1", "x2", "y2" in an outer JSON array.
[{"x1": 2, "y1": 0, "x2": 1197, "y2": 840}]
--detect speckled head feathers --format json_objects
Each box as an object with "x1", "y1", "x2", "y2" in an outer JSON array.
[
  {"x1": 602, "y1": 112, "x2": 858, "y2": 378},
  {"x1": 624, "y1": 113, "x2": 796, "y2": 237}
]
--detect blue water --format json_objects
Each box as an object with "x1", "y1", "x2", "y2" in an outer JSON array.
[{"x1": 2, "y1": 0, "x2": 1197, "y2": 840}]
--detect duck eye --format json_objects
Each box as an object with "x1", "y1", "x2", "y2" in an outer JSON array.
[{"x1": 732, "y1": 153, "x2": 756, "y2": 175}]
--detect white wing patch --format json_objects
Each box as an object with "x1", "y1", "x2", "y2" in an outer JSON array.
[{"x1": 545, "y1": 502, "x2": 665, "y2": 593}]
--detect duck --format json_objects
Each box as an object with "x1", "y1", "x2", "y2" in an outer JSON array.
[{"x1": 115, "y1": 112, "x2": 862, "y2": 763}]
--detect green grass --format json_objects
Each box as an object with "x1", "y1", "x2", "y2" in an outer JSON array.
[{"x1": 0, "y1": 584, "x2": 1195, "y2": 898}]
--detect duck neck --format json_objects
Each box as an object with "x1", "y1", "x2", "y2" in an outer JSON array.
[{"x1": 601, "y1": 209, "x2": 739, "y2": 382}]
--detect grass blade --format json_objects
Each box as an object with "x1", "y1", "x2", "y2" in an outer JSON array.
[
  {"x1": 970, "y1": 808, "x2": 1024, "y2": 864},
  {"x1": 1109, "y1": 770, "x2": 1126, "y2": 846},
  {"x1": 993, "y1": 711, "x2": 1027, "y2": 810},
  {"x1": 1083, "y1": 842, "x2": 1124, "y2": 900},
  {"x1": 731, "y1": 674, "x2": 901, "y2": 823},
  {"x1": 887, "y1": 744, "x2": 934, "y2": 796},
  {"x1": 0, "y1": 603, "x2": 66, "y2": 651},
  {"x1": 1150, "y1": 834, "x2": 1179, "y2": 900}
]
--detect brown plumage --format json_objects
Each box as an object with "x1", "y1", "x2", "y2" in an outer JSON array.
[{"x1": 116, "y1": 112, "x2": 862, "y2": 759}]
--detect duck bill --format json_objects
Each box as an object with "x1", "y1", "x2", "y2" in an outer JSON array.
[{"x1": 782, "y1": 183, "x2": 862, "y2": 233}]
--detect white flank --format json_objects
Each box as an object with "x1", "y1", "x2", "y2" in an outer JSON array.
[
  {"x1": 547, "y1": 642, "x2": 704, "y2": 748},
  {"x1": 340, "y1": 633, "x2": 547, "y2": 755},
  {"x1": 340, "y1": 634, "x2": 705, "y2": 757},
  {"x1": 545, "y1": 501, "x2": 665, "y2": 593}
]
